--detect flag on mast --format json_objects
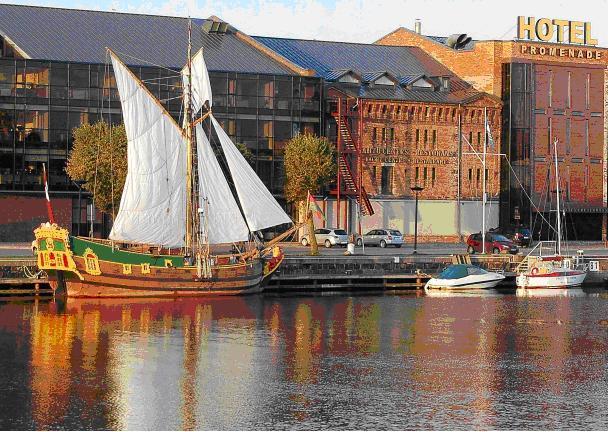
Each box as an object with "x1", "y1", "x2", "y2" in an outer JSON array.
[
  {"x1": 42, "y1": 163, "x2": 56, "y2": 224},
  {"x1": 307, "y1": 191, "x2": 326, "y2": 221},
  {"x1": 485, "y1": 117, "x2": 495, "y2": 150}
]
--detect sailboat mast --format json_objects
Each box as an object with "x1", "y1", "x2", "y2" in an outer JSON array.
[
  {"x1": 554, "y1": 138, "x2": 562, "y2": 255},
  {"x1": 184, "y1": 19, "x2": 199, "y2": 256},
  {"x1": 482, "y1": 107, "x2": 487, "y2": 254}
]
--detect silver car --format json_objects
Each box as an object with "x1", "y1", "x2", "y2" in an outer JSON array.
[
  {"x1": 301, "y1": 228, "x2": 349, "y2": 248},
  {"x1": 356, "y1": 229, "x2": 404, "y2": 248}
]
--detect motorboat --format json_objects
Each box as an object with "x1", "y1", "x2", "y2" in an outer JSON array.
[{"x1": 424, "y1": 264, "x2": 505, "y2": 291}]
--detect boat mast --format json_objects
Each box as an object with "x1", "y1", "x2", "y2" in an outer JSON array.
[
  {"x1": 554, "y1": 137, "x2": 561, "y2": 255},
  {"x1": 482, "y1": 107, "x2": 487, "y2": 254},
  {"x1": 184, "y1": 19, "x2": 200, "y2": 257}
]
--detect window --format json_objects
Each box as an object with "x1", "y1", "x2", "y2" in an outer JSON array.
[
  {"x1": 415, "y1": 166, "x2": 419, "y2": 181},
  {"x1": 372, "y1": 165, "x2": 377, "y2": 179},
  {"x1": 372, "y1": 127, "x2": 377, "y2": 142},
  {"x1": 415, "y1": 129, "x2": 420, "y2": 147},
  {"x1": 432, "y1": 130, "x2": 437, "y2": 148},
  {"x1": 585, "y1": 119, "x2": 589, "y2": 156},
  {"x1": 477, "y1": 131, "x2": 481, "y2": 147},
  {"x1": 424, "y1": 129, "x2": 428, "y2": 147},
  {"x1": 567, "y1": 71, "x2": 571, "y2": 108},
  {"x1": 381, "y1": 127, "x2": 386, "y2": 142},
  {"x1": 476, "y1": 168, "x2": 481, "y2": 187},
  {"x1": 381, "y1": 165, "x2": 394, "y2": 194},
  {"x1": 468, "y1": 131, "x2": 473, "y2": 146},
  {"x1": 586, "y1": 73, "x2": 590, "y2": 110},
  {"x1": 431, "y1": 167, "x2": 436, "y2": 186},
  {"x1": 389, "y1": 127, "x2": 395, "y2": 142},
  {"x1": 468, "y1": 168, "x2": 473, "y2": 182},
  {"x1": 423, "y1": 167, "x2": 427, "y2": 183},
  {"x1": 548, "y1": 70, "x2": 553, "y2": 107},
  {"x1": 548, "y1": 117, "x2": 552, "y2": 153}
]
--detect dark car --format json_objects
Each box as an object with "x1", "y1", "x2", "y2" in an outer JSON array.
[
  {"x1": 489, "y1": 226, "x2": 532, "y2": 247},
  {"x1": 466, "y1": 232, "x2": 519, "y2": 254}
]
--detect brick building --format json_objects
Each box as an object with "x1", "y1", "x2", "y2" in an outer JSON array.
[
  {"x1": 258, "y1": 37, "x2": 502, "y2": 240},
  {"x1": 376, "y1": 20, "x2": 608, "y2": 240}
]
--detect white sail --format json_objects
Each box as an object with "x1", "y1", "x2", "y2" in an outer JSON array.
[
  {"x1": 182, "y1": 48, "x2": 213, "y2": 113},
  {"x1": 195, "y1": 124, "x2": 250, "y2": 244},
  {"x1": 108, "y1": 51, "x2": 187, "y2": 247},
  {"x1": 210, "y1": 115, "x2": 292, "y2": 231}
]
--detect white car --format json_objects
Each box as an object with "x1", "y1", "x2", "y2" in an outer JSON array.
[
  {"x1": 301, "y1": 228, "x2": 349, "y2": 248},
  {"x1": 356, "y1": 229, "x2": 404, "y2": 248}
]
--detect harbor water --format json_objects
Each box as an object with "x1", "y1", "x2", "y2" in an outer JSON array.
[{"x1": 1, "y1": 290, "x2": 608, "y2": 429}]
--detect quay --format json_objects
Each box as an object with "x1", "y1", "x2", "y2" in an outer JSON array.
[{"x1": 3, "y1": 248, "x2": 608, "y2": 296}]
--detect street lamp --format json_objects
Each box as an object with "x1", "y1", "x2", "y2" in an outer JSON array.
[
  {"x1": 411, "y1": 185, "x2": 424, "y2": 254},
  {"x1": 72, "y1": 180, "x2": 86, "y2": 236}
]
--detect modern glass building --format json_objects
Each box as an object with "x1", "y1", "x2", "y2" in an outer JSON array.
[{"x1": 0, "y1": 5, "x2": 321, "y2": 240}]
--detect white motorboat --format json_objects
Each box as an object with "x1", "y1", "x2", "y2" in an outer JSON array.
[{"x1": 425, "y1": 264, "x2": 505, "y2": 291}]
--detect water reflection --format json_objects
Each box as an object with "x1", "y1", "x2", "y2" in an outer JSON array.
[{"x1": 0, "y1": 291, "x2": 607, "y2": 429}]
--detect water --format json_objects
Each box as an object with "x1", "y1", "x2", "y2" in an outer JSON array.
[{"x1": 1, "y1": 289, "x2": 608, "y2": 430}]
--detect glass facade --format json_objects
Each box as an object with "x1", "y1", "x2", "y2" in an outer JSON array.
[
  {"x1": 0, "y1": 58, "x2": 322, "y2": 197},
  {"x1": 500, "y1": 62, "x2": 533, "y2": 227}
]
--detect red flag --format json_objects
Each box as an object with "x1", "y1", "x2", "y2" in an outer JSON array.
[
  {"x1": 42, "y1": 163, "x2": 56, "y2": 224},
  {"x1": 307, "y1": 191, "x2": 326, "y2": 221}
]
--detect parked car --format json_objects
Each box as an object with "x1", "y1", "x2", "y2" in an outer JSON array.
[
  {"x1": 301, "y1": 228, "x2": 349, "y2": 248},
  {"x1": 466, "y1": 232, "x2": 519, "y2": 254},
  {"x1": 489, "y1": 226, "x2": 532, "y2": 247},
  {"x1": 356, "y1": 229, "x2": 404, "y2": 248}
]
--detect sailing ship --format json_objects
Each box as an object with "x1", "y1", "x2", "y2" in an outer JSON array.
[
  {"x1": 516, "y1": 139, "x2": 587, "y2": 289},
  {"x1": 33, "y1": 27, "x2": 293, "y2": 297}
]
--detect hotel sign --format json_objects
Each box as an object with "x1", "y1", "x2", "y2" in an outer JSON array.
[{"x1": 517, "y1": 16, "x2": 598, "y2": 45}]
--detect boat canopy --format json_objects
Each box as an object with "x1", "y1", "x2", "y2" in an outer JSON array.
[{"x1": 438, "y1": 264, "x2": 488, "y2": 279}]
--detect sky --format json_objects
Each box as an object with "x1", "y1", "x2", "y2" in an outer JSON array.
[{"x1": 1, "y1": 0, "x2": 608, "y2": 45}]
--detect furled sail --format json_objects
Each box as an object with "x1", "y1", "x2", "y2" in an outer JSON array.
[
  {"x1": 195, "y1": 124, "x2": 250, "y2": 244},
  {"x1": 108, "y1": 51, "x2": 187, "y2": 247},
  {"x1": 182, "y1": 48, "x2": 213, "y2": 113},
  {"x1": 210, "y1": 115, "x2": 292, "y2": 231}
]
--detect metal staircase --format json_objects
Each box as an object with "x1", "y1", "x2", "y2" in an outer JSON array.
[{"x1": 332, "y1": 103, "x2": 374, "y2": 216}]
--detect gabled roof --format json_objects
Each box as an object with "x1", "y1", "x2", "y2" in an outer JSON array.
[
  {"x1": 0, "y1": 4, "x2": 298, "y2": 75},
  {"x1": 361, "y1": 71, "x2": 398, "y2": 85},
  {"x1": 325, "y1": 69, "x2": 361, "y2": 82}
]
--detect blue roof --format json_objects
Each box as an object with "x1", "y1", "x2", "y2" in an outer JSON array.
[
  {"x1": 0, "y1": 4, "x2": 294, "y2": 74},
  {"x1": 254, "y1": 36, "x2": 434, "y2": 80}
]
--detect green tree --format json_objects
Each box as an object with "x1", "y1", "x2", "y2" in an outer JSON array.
[
  {"x1": 66, "y1": 121, "x2": 127, "y2": 217},
  {"x1": 284, "y1": 133, "x2": 336, "y2": 255}
]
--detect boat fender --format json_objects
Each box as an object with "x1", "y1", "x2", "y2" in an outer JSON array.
[{"x1": 531, "y1": 267, "x2": 539, "y2": 275}]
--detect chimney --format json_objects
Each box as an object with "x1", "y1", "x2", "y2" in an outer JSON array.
[{"x1": 414, "y1": 19, "x2": 422, "y2": 34}]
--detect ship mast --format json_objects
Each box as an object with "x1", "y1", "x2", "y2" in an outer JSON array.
[{"x1": 184, "y1": 19, "x2": 200, "y2": 257}]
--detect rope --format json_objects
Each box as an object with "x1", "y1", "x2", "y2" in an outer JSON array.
[{"x1": 22, "y1": 266, "x2": 45, "y2": 279}]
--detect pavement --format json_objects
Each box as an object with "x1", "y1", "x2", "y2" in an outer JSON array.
[{"x1": 2, "y1": 240, "x2": 607, "y2": 259}]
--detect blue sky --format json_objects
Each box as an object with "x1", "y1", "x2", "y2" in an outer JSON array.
[{"x1": 1, "y1": 0, "x2": 607, "y2": 45}]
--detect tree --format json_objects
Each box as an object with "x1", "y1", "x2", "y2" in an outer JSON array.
[
  {"x1": 66, "y1": 121, "x2": 127, "y2": 217},
  {"x1": 284, "y1": 133, "x2": 336, "y2": 255}
]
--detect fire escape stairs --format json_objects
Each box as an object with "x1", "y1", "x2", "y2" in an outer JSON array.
[{"x1": 333, "y1": 112, "x2": 374, "y2": 216}]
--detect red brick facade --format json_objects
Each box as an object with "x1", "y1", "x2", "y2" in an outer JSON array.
[{"x1": 376, "y1": 28, "x2": 608, "y2": 235}]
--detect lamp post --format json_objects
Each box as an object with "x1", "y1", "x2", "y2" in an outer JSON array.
[
  {"x1": 72, "y1": 180, "x2": 85, "y2": 236},
  {"x1": 411, "y1": 185, "x2": 424, "y2": 254}
]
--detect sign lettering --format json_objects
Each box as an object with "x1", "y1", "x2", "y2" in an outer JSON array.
[{"x1": 517, "y1": 16, "x2": 598, "y2": 46}]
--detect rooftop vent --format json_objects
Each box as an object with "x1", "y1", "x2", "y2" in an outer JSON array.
[
  {"x1": 202, "y1": 20, "x2": 233, "y2": 34},
  {"x1": 446, "y1": 34, "x2": 472, "y2": 50},
  {"x1": 414, "y1": 19, "x2": 422, "y2": 35}
]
